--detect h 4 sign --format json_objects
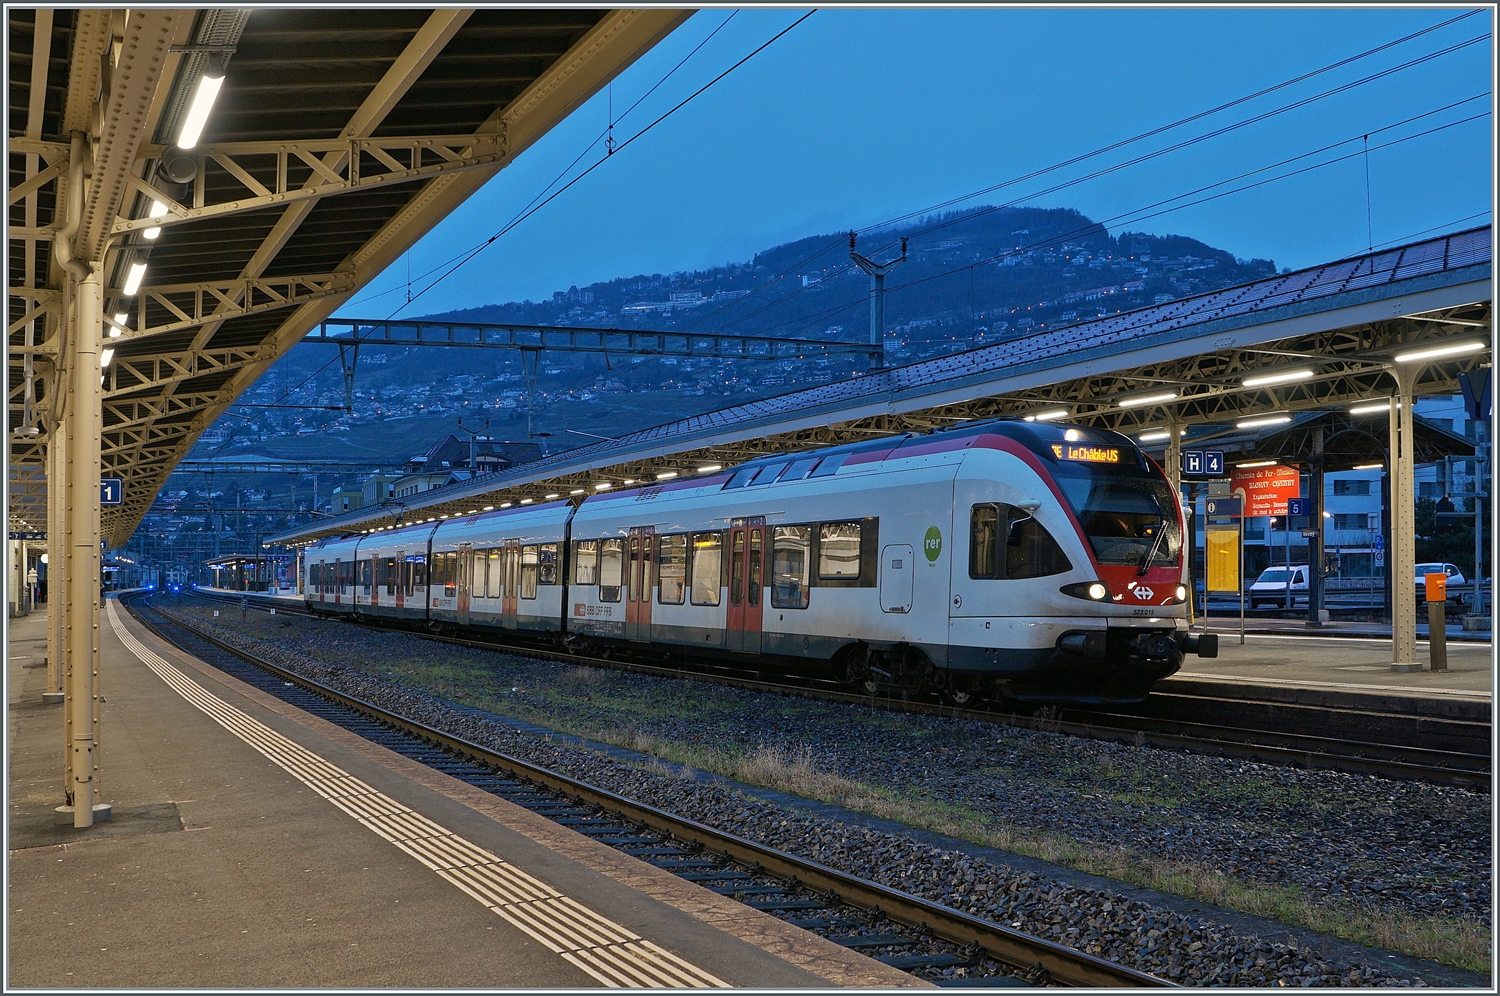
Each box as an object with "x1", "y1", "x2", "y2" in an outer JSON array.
[
  {"x1": 1181, "y1": 450, "x2": 1225, "y2": 477},
  {"x1": 100, "y1": 478, "x2": 123, "y2": 506}
]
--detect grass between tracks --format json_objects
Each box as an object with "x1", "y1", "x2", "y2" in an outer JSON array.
[
  {"x1": 170, "y1": 606, "x2": 1492, "y2": 974},
  {"x1": 435, "y1": 669, "x2": 1492, "y2": 973}
]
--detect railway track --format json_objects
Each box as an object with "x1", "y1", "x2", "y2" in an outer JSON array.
[
  {"x1": 123, "y1": 591, "x2": 1170, "y2": 988},
  {"x1": 181, "y1": 589, "x2": 1491, "y2": 787}
]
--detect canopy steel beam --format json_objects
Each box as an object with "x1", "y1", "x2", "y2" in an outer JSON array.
[
  {"x1": 111, "y1": 134, "x2": 505, "y2": 237},
  {"x1": 308, "y1": 317, "x2": 883, "y2": 360},
  {"x1": 108, "y1": 272, "x2": 355, "y2": 340}
]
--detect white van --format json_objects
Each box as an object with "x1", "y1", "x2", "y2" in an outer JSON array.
[{"x1": 1249, "y1": 565, "x2": 1309, "y2": 609}]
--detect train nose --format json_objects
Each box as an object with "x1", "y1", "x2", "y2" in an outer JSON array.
[{"x1": 1180, "y1": 632, "x2": 1219, "y2": 658}]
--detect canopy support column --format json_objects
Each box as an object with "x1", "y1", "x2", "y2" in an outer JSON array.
[{"x1": 1390, "y1": 366, "x2": 1418, "y2": 670}]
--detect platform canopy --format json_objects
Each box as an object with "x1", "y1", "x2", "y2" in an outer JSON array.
[
  {"x1": 7, "y1": 7, "x2": 691, "y2": 547},
  {"x1": 268, "y1": 227, "x2": 1492, "y2": 546}
]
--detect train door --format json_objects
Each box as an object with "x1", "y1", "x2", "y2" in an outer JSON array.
[
  {"x1": 727, "y1": 516, "x2": 766, "y2": 653},
  {"x1": 394, "y1": 550, "x2": 405, "y2": 610},
  {"x1": 880, "y1": 544, "x2": 914, "y2": 613},
  {"x1": 626, "y1": 526, "x2": 654, "y2": 641},
  {"x1": 334, "y1": 558, "x2": 341, "y2": 605},
  {"x1": 457, "y1": 543, "x2": 472, "y2": 625},
  {"x1": 502, "y1": 540, "x2": 520, "y2": 630}
]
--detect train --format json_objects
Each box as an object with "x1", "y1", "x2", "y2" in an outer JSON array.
[{"x1": 303, "y1": 419, "x2": 1216, "y2": 704}]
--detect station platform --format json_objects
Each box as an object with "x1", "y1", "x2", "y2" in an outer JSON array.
[
  {"x1": 6, "y1": 602, "x2": 921, "y2": 989},
  {"x1": 1177, "y1": 625, "x2": 1491, "y2": 700}
]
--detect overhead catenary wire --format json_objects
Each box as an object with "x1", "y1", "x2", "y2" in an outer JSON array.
[
  {"x1": 200, "y1": 9, "x2": 800, "y2": 457},
  {"x1": 677, "y1": 10, "x2": 1486, "y2": 334}
]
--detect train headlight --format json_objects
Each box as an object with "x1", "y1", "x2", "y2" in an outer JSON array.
[
  {"x1": 1174, "y1": 584, "x2": 1188, "y2": 602},
  {"x1": 1061, "y1": 581, "x2": 1110, "y2": 601}
]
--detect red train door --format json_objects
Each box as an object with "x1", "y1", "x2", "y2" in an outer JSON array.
[
  {"x1": 626, "y1": 526, "x2": 654, "y2": 641},
  {"x1": 457, "y1": 543, "x2": 472, "y2": 625},
  {"x1": 727, "y1": 517, "x2": 765, "y2": 653},
  {"x1": 502, "y1": 541, "x2": 519, "y2": 629}
]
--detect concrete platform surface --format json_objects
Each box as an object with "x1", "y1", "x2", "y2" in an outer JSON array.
[
  {"x1": 1176, "y1": 629, "x2": 1491, "y2": 699},
  {"x1": 7, "y1": 601, "x2": 922, "y2": 989}
]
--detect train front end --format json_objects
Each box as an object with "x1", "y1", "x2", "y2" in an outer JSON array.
[{"x1": 952, "y1": 422, "x2": 1215, "y2": 703}]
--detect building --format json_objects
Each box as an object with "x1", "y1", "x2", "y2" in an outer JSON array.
[{"x1": 391, "y1": 435, "x2": 543, "y2": 500}]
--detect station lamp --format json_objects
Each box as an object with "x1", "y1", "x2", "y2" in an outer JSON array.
[
  {"x1": 696, "y1": 464, "x2": 722, "y2": 473},
  {"x1": 622, "y1": 479, "x2": 636, "y2": 485},
  {"x1": 569, "y1": 489, "x2": 586, "y2": 495},
  {"x1": 111, "y1": 312, "x2": 128, "y2": 337},
  {"x1": 1235, "y1": 459, "x2": 1277, "y2": 468},
  {"x1": 1394, "y1": 340, "x2": 1486, "y2": 363},
  {"x1": 144, "y1": 200, "x2": 168, "y2": 240},
  {"x1": 1241, "y1": 368, "x2": 1314, "y2": 388},
  {"x1": 100, "y1": 347, "x2": 115, "y2": 368},
  {"x1": 1137, "y1": 429, "x2": 1172, "y2": 442},
  {"x1": 1236, "y1": 413, "x2": 1291, "y2": 429},
  {"x1": 177, "y1": 57, "x2": 226, "y2": 150},
  {"x1": 594, "y1": 483, "x2": 612, "y2": 490},
  {"x1": 482, "y1": 505, "x2": 494, "y2": 511},
  {"x1": 655, "y1": 471, "x2": 678, "y2": 480},
  {"x1": 1352, "y1": 462, "x2": 1384, "y2": 471},
  {"x1": 1348, "y1": 401, "x2": 1391, "y2": 416},
  {"x1": 544, "y1": 493, "x2": 560, "y2": 500},
  {"x1": 122, "y1": 261, "x2": 148, "y2": 296},
  {"x1": 1023, "y1": 408, "x2": 1070, "y2": 422},
  {"x1": 1117, "y1": 391, "x2": 1178, "y2": 409},
  {"x1": 520, "y1": 498, "x2": 534, "y2": 505}
]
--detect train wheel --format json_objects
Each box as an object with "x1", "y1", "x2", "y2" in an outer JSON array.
[
  {"x1": 939, "y1": 674, "x2": 985, "y2": 708},
  {"x1": 842, "y1": 646, "x2": 879, "y2": 696}
]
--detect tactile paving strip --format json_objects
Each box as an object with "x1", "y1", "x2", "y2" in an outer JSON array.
[{"x1": 107, "y1": 600, "x2": 728, "y2": 988}]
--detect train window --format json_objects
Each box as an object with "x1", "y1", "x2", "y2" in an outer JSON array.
[
  {"x1": 1005, "y1": 511, "x2": 1073, "y2": 579},
  {"x1": 599, "y1": 538, "x2": 624, "y2": 602},
  {"x1": 384, "y1": 557, "x2": 397, "y2": 595},
  {"x1": 721, "y1": 466, "x2": 757, "y2": 490},
  {"x1": 772, "y1": 526, "x2": 810, "y2": 608},
  {"x1": 657, "y1": 534, "x2": 687, "y2": 604},
  {"x1": 730, "y1": 530, "x2": 745, "y2": 604},
  {"x1": 574, "y1": 539, "x2": 599, "y2": 585},
  {"x1": 357, "y1": 558, "x2": 372, "y2": 593},
  {"x1": 521, "y1": 546, "x2": 539, "y2": 599},
  {"x1": 808, "y1": 452, "x2": 849, "y2": 477},
  {"x1": 409, "y1": 554, "x2": 425, "y2": 591},
  {"x1": 748, "y1": 528, "x2": 764, "y2": 606},
  {"x1": 818, "y1": 522, "x2": 861, "y2": 579},
  {"x1": 690, "y1": 532, "x2": 723, "y2": 605},
  {"x1": 970, "y1": 505, "x2": 1000, "y2": 579},
  {"x1": 749, "y1": 461, "x2": 788, "y2": 485},
  {"x1": 781, "y1": 456, "x2": 821, "y2": 481},
  {"x1": 485, "y1": 548, "x2": 500, "y2": 598},
  {"x1": 539, "y1": 543, "x2": 559, "y2": 584}
]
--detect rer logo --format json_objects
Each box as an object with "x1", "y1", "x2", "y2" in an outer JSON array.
[{"x1": 923, "y1": 526, "x2": 943, "y2": 563}]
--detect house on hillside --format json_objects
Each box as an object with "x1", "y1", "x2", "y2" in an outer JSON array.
[{"x1": 391, "y1": 434, "x2": 543, "y2": 499}]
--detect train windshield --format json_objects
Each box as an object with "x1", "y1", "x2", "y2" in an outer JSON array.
[{"x1": 1050, "y1": 463, "x2": 1181, "y2": 568}]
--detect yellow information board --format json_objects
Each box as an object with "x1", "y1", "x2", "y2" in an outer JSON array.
[{"x1": 1205, "y1": 527, "x2": 1240, "y2": 592}]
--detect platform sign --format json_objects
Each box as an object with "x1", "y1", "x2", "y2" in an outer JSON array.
[
  {"x1": 8, "y1": 531, "x2": 45, "y2": 540},
  {"x1": 1204, "y1": 497, "x2": 1242, "y2": 518},
  {"x1": 1230, "y1": 464, "x2": 1299, "y2": 516},
  {"x1": 100, "y1": 477, "x2": 123, "y2": 506},
  {"x1": 1181, "y1": 450, "x2": 1225, "y2": 477},
  {"x1": 1287, "y1": 497, "x2": 1310, "y2": 517},
  {"x1": 1205, "y1": 527, "x2": 1241, "y2": 592}
]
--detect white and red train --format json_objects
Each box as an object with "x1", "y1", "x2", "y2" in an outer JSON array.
[{"x1": 304, "y1": 420, "x2": 1216, "y2": 703}]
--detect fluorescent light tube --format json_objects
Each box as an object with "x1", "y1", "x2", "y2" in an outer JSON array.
[
  {"x1": 1394, "y1": 340, "x2": 1486, "y2": 363},
  {"x1": 122, "y1": 261, "x2": 148, "y2": 296},
  {"x1": 1242, "y1": 368, "x2": 1314, "y2": 388},
  {"x1": 1023, "y1": 409, "x2": 1069, "y2": 422},
  {"x1": 1237, "y1": 414, "x2": 1292, "y2": 429},
  {"x1": 1118, "y1": 391, "x2": 1178, "y2": 409},
  {"x1": 176, "y1": 73, "x2": 225, "y2": 150}
]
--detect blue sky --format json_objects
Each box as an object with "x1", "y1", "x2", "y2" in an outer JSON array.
[{"x1": 349, "y1": 5, "x2": 1494, "y2": 318}]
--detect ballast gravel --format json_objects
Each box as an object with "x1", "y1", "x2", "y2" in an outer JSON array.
[{"x1": 161, "y1": 603, "x2": 1490, "y2": 986}]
